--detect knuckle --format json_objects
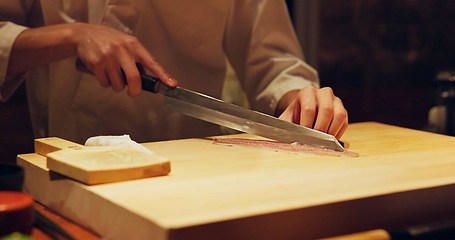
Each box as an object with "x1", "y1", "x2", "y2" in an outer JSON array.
[
  {"x1": 103, "y1": 40, "x2": 128, "y2": 55},
  {"x1": 334, "y1": 96, "x2": 344, "y2": 105},
  {"x1": 126, "y1": 71, "x2": 141, "y2": 82},
  {"x1": 104, "y1": 43, "x2": 119, "y2": 54},
  {"x1": 320, "y1": 86, "x2": 334, "y2": 95},
  {"x1": 302, "y1": 105, "x2": 316, "y2": 115},
  {"x1": 86, "y1": 57, "x2": 104, "y2": 70},
  {"x1": 301, "y1": 85, "x2": 317, "y2": 94},
  {"x1": 98, "y1": 48, "x2": 114, "y2": 61},
  {"x1": 92, "y1": 56, "x2": 104, "y2": 66},
  {"x1": 125, "y1": 35, "x2": 140, "y2": 46},
  {"x1": 335, "y1": 109, "x2": 348, "y2": 120}
]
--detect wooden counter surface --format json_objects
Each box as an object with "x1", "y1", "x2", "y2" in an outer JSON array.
[{"x1": 17, "y1": 122, "x2": 455, "y2": 239}]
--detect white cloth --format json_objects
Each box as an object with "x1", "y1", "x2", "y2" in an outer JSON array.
[
  {"x1": 0, "y1": 0, "x2": 319, "y2": 144},
  {"x1": 85, "y1": 134, "x2": 154, "y2": 154}
]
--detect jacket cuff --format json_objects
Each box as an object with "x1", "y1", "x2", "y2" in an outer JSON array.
[{"x1": 0, "y1": 22, "x2": 28, "y2": 101}]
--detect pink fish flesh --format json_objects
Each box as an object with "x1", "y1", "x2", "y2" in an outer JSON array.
[{"x1": 212, "y1": 138, "x2": 359, "y2": 158}]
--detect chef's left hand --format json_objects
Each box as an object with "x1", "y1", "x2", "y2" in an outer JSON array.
[{"x1": 276, "y1": 85, "x2": 348, "y2": 139}]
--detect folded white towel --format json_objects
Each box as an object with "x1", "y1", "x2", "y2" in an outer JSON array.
[{"x1": 84, "y1": 135, "x2": 154, "y2": 154}]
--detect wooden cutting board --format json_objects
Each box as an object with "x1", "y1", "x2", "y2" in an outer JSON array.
[{"x1": 17, "y1": 122, "x2": 455, "y2": 240}]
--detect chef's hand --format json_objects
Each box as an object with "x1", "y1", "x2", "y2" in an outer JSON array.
[
  {"x1": 73, "y1": 23, "x2": 177, "y2": 97},
  {"x1": 276, "y1": 86, "x2": 348, "y2": 139}
]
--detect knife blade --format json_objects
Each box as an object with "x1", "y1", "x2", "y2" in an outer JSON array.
[
  {"x1": 141, "y1": 74, "x2": 345, "y2": 152},
  {"x1": 75, "y1": 60, "x2": 344, "y2": 152}
]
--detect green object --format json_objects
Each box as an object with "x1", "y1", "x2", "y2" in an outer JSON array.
[{"x1": 0, "y1": 232, "x2": 32, "y2": 240}]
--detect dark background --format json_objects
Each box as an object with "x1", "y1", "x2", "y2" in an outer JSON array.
[
  {"x1": 2, "y1": 1, "x2": 455, "y2": 164},
  {"x1": 0, "y1": 85, "x2": 33, "y2": 164},
  {"x1": 315, "y1": 0, "x2": 455, "y2": 132}
]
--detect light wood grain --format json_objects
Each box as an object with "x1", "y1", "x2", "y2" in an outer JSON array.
[
  {"x1": 323, "y1": 230, "x2": 390, "y2": 240},
  {"x1": 34, "y1": 137, "x2": 84, "y2": 156},
  {"x1": 17, "y1": 122, "x2": 455, "y2": 239},
  {"x1": 46, "y1": 146, "x2": 171, "y2": 185},
  {"x1": 34, "y1": 137, "x2": 171, "y2": 185}
]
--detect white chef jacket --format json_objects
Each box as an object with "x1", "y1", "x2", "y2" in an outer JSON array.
[{"x1": 0, "y1": 0, "x2": 319, "y2": 144}]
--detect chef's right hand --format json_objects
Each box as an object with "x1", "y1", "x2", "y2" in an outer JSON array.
[{"x1": 72, "y1": 22, "x2": 177, "y2": 97}]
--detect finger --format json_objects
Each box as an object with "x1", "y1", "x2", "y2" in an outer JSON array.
[
  {"x1": 89, "y1": 62, "x2": 111, "y2": 88},
  {"x1": 335, "y1": 112, "x2": 348, "y2": 140},
  {"x1": 278, "y1": 100, "x2": 300, "y2": 124},
  {"x1": 302, "y1": 87, "x2": 328, "y2": 132},
  {"x1": 105, "y1": 59, "x2": 125, "y2": 92},
  {"x1": 134, "y1": 45, "x2": 178, "y2": 87},
  {"x1": 278, "y1": 107, "x2": 292, "y2": 122},
  {"x1": 299, "y1": 86, "x2": 317, "y2": 128},
  {"x1": 143, "y1": 56, "x2": 177, "y2": 87},
  {"x1": 327, "y1": 97, "x2": 348, "y2": 137},
  {"x1": 335, "y1": 120, "x2": 348, "y2": 140},
  {"x1": 117, "y1": 55, "x2": 142, "y2": 97},
  {"x1": 313, "y1": 87, "x2": 335, "y2": 133}
]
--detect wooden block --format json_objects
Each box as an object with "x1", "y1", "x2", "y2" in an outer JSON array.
[
  {"x1": 34, "y1": 137, "x2": 170, "y2": 185},
  {"x1": 46, "y1": 145, "x2": 170, "y2": 185},
  {"x1": 34, "y1": 137, "x2": 84, "y2": 156}
]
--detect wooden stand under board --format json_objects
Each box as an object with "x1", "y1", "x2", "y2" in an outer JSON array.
[{"x1": 17, "y1": 122, "x2": 455, "y2": 240}]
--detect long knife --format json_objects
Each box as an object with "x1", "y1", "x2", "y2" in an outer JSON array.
[
  {"x1": 140, "y1": 75, "x2": 345, "y2": 152},
  {"x1": 76, "y1": 61, "x2": 344, "y2": 152}
]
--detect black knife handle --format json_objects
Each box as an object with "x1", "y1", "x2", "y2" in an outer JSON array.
[
  {"x1": 76, "y1": 58, "x2": 163, "y2": 94},
  {"x1": 141, "y1": 74, "x2": 161, "y2": 93}
]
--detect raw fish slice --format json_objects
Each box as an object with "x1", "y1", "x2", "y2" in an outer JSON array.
[{"x1": 213, "y1": 138, "x2": 359, "y2": 158}]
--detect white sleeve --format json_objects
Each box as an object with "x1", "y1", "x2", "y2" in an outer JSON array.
[
  {"x1": 0, "y1": 21, "x2": 28, "y2": 102},
  {"x1": 224, "y1": 0, "x2": 319, "y2": 115}
]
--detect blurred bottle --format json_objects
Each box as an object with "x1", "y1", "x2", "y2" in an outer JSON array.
[{"x1": 426, "y1": 71, "x2": 455, "y2": 136}]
